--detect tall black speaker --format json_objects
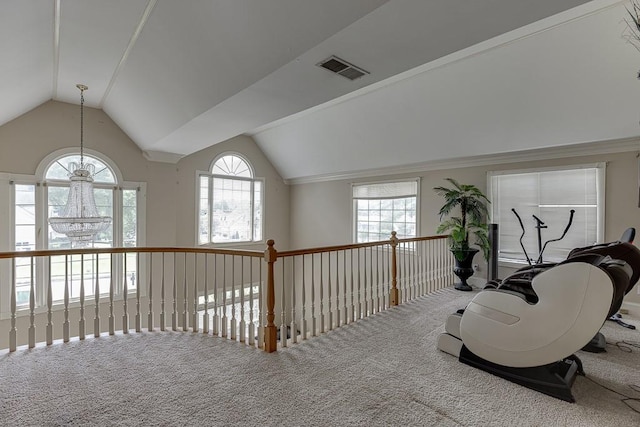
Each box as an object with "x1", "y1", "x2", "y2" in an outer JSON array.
[{"x1": 488, "y1": 223, "x2": 499, "y2": 281}]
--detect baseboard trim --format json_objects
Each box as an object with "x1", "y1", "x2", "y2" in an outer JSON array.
[{"x1": 621, "y1": 301, "x2": 640, "y2": 318}]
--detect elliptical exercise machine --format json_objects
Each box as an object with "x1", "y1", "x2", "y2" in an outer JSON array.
[{"x1": 484, "y1": 208, "x2": 574, "y2": 289}]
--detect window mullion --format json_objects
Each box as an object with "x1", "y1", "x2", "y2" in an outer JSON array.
[
  {"x1": 250, "y1": 179, "x2": 255, "y2": 241},
  {"x1": 209, "y1": 176, "x2": 214, "y2": 244}
]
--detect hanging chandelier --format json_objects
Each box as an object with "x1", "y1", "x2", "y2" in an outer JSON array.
[{"x1": 49, "y1": 84, "x2": 112, "y2": 247}]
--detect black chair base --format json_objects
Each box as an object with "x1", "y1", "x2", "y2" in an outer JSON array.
[{"x1": 460, "y1": 345, "x2": 583, "y2": 402}]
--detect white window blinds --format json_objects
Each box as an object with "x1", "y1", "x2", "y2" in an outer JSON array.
[{"x1": 489, "y1": 164, "x2": 604, "y2": 263}]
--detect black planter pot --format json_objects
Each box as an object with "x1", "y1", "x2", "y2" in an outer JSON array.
[{"x1": 452, "y1": 248, "x2": 479, "y2": 291}]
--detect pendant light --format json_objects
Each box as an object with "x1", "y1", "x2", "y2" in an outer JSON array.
[{"x1": 49, "y1": 84, "x2": 112, "y2": 247}]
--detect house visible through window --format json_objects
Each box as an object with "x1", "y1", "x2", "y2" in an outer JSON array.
[
  {"x1": 198, "y1": 153, "x2": 263, "y2": 245},
  {"x1": 353, "y1": 179, "x2": 419, "y2": 243},
  {"x1": 488, "y1": 164, "x2": 605, "y2": 264}
]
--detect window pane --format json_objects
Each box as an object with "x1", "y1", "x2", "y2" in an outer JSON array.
[
  {"x1": 46, "y1": 155, "x2": 116, "y2": 184},
  {"x1": 212, "y1": 155, "x2": 252, "y2": 178},
  {"x1": 253, "y1": 181, "x2": 262, "y2": 242},
  {"x1": 212, "y1": 177, "x2": 252, "y2": 243},
  {"x1": 48, "y1": 185, "x2": 113, "y2": 249},
  {"x1": 199, "y1": 176, "x2": 210, "y2": 244},
  {"x1": 94, "y1": 188, "x2": 113, "y2": 247},
  {"x1": 354, "y1": 189, "x2": 417, "y2": 243},
  {"x1": 123, "y1": 189, "x2": 137, "y2": 247},
  {"x1": 15, "y1": 184, "x2": 36, "y2": 251}
]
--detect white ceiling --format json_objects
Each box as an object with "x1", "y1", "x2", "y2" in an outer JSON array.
[{"x1": 2, "y1": 0, "x2": 638, "y2": 181}]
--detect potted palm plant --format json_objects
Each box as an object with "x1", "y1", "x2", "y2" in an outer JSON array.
[{"x1": 434, "y1": 178, "x2": 490, "y2": 291}]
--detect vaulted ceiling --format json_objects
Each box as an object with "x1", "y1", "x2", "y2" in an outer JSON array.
[{"x1": 2, "y1": 1, "x2": 638, "y2": 181}]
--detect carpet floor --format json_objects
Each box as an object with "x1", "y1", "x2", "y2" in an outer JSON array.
[{"x1": 0, "y1": 287, "x2": 639, "y2": 426}]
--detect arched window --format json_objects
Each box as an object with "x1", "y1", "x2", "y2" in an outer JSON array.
[
  {"x1": 198, "y1": 153, "x2": 263, "y2": 245},
  {"x1": 45, "y1": 154, "x2": 116, "y2": 183},
  {"x1": 3, "y1": 149, "x2": 146, "y2": 309}
]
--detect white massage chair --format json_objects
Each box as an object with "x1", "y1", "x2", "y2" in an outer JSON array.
[{"x1": 437, "y1": 242, "x2": 639, "y2": 402}]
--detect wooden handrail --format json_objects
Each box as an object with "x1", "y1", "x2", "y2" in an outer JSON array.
[
  {"x1": 278, "y1": 235, "x2": 447, "y2": 258},
  {"x1": 0, "y1": 246, "x2": 264, "y2": 259}
]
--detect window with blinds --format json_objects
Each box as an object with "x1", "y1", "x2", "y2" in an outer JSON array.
[
  {"x1": 352, "y1": 179, "x2": 419, "y2": 243},
  {"x1": 488, "y1": 164, "x2": 605, "y2": 264}
]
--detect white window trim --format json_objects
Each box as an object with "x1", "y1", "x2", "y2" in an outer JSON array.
[
  {"x1": 351, "y1": 177, "x2": 421, "y2": 243},
  {"x1": 487, "y1": 162, "x2": 606, "y2": 266},
  {"x1": 195, "y1": 158, "x2": 265, "y2": 247}
]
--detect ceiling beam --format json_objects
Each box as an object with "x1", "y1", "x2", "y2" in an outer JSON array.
[
  {"x1": 99, "y1": 0, "x2": 157, "y2": 108},
  {"x1": 52, "y1": 0, "x2": 60, "y2": 99}
]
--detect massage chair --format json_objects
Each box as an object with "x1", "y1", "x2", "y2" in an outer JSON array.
[{"x1": 437, "y1": 241, "x2": 640, "y2": 402}]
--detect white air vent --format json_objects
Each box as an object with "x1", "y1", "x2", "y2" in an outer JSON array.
[{"x1": 317, "y1": 56, "x2": 369, "y2": 81}]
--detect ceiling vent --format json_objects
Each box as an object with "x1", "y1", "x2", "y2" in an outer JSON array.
[{"x1": 317, "y1": 56, "x2": 369, "y2": 81}]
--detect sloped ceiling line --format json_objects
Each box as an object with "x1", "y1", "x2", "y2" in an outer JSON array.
[
  {"x1": 99, "y1": 0, "x2": 157, "y2": 108},
  {"x1": 52, "y1": 0, "x2": 61, "y2": 99}
]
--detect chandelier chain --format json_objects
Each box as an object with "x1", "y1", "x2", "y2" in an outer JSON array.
[{"x1": 79, "y1": 86, "x2": 84, "y2": 166}]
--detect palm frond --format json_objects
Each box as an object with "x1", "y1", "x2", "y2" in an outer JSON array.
[{"x1": 434, "y1": 178, "x2": 491, "y2": 260}]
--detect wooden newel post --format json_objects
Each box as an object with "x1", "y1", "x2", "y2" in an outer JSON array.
[
  {"x1": 390, "y1": 231, "x2": 399, "y2": 306},
  {"x1": 264, "y1": 239, "x2": 278, "y2": 352}
]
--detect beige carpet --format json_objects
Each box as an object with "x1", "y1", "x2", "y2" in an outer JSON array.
[{"x1": 1, "y1": 287, "x2": 639, "y2": 426}]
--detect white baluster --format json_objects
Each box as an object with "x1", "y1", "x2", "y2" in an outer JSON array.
[
  {"x1": 94, "y1": 253, "x2": 100, "y2": 338},
  {"x1": 160, "y1": 253, "x2": 166, "y2": 331},
  {"x1": 135, "y1": 252, "x2": 141, "y2": 333},
  {"x1": 148, "y1": 252, "x2": 154, "y2": 332},
  {"x1": 213, "y1": 254, "x2": 219, "y2": 336},
  {"x1": 123, "y1": 253, "x2": 129, "y2": 334},
  {"x1": 221, "y1": 255, "x2": 227, "y2": 338},
  {"x1": 109, "y1": 253, "x2": 115, "y2": 335},
  {"x1": 327, "y1": 252, "x2": 332, "y2": 331},
  {"x1": 46, "y1": 257, "x2": 53, "y2": 345},
  {"x1": 193, "y1": 254, "x2": 199, "y2": 333},
  {"x1": 301, "y1": 255, "x2": 307, "y2": 339},
  {"x1": 377, "y1": 245, "x2": 381, "y2": 311},
  {"x1": 343, "y1": 250, "x2": 348, "y2": 325},
  {"x1": 239, "y1": 256, "x2": 246, "y2": 342},
  {"x1": 231, "y1": 256, "x2": 237, "y2": 340},
  {"x1": 79, "y1": 254, "x2": 85, "y2": 340},
  {"x1": 9, "y1": 258, "x2": 17, "y2": 352},
  {"x1": 356, "y1": 248, "x2": 362, "y2": 320},
  {"x1": 203, "y1": 253, "x2": 209, "y2": 335},
  {"x1": 430, "y1": 240, "x2": 435, "y2": 293},
  {"x1": 257, "y1": 259, "x2": 264, "y2": 348},
  {"x1": 311, "y1": 254, "x2": 316, "y2": 337},
  {"x1": 363, "y1": 247, "x2": 368, "y2": 317},
  {"x1": 172, "y1": 253, "x2": 177, "y2": 331},
  {"x1": 369, "y1": 247, "x2": 374, "y2": 315},
  {"x1": 350, "y1": 249, "x2": 355, "y2": 323},
  {"x1": 248, "y1": 256, "x2": 255, "y2": 346},
  {"x1": 182, "y1": 252, "x2": 188, "y2": 332},
  {"x1": 319, "y1": 253, "x2": 325, "y2": 333},
  {"x1": 290, "y1": 257, "x2": 297, "y2": 344},
  {"x1": 28, "y1": 257, "x2": 36, "y2": 348},
  {"x1": 64, "y1": 255, "x2": 71, "y2": 342},
  {"x1": 280, "y1": 261, "x2": 287, "y2": 347},
  {"x1": 334, "y1": 251, "x2": 340, "y2": 329}
]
